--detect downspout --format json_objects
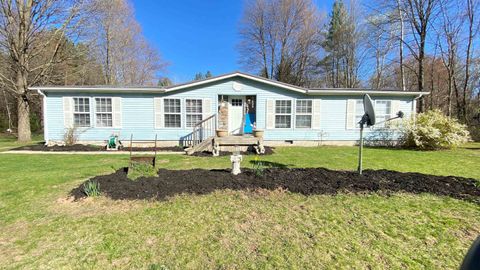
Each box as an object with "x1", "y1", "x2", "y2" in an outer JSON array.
[
  {"x1": 36, "y1": 89, "x2": 49, "y2": 145},
  {"x1": 412, "y1": 94, "x2": 424, "y2": 122}
]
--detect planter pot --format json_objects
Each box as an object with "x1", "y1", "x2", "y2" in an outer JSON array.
[
  {"x1": 253, "y1": 129, "x2": 264, "y2": 138},
  {"x1": 216, "y1": 129, "x2": 228, "y2": 137}
]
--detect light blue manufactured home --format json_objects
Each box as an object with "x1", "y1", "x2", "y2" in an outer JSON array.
[{"x1": 31, "y1": 72, "x2": 427, "y2": 147}]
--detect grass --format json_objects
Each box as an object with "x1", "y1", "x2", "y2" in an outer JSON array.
[
  {"x1": 0, "y1": 134, "x2": 479, "y2": 269},
  {"x1": 0, "y1": 132, "x2": 43, "y2": 151}
]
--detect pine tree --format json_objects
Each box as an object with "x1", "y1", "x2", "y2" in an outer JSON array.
[{"x1": 321, "y1": 0, "x2": 357, "y2": 88}]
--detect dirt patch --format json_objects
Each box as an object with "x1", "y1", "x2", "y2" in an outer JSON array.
[
  {"x1": 12, "y1": 143, "x2": 184, "y2": 152},
  {"x1": 192, "y1": 146, "x2": 275, "y2": 157},
  {"x1": 70, "y1": 167, "x2": 480, "y2": 203}
]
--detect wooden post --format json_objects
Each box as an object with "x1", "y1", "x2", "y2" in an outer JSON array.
[
  {"x1": 153, "y1": 134, "x2": 157, "y2": 167},
  {"x1": 129, "y1": 134, "x2": 133, "y2": 167}
]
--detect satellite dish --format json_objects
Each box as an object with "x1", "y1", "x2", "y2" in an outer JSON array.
[{"x1": 363, "y1": 94, "x2": 376, "y2": 126}]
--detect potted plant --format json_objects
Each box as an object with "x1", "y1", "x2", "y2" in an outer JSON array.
[
  {"x1": 252, "y1": 123, "x2": 264, "y2": 138},
  {"x1": 253, "y1": 129, "x2": 264, "y2": 138},
  {"x1": 216, "y1": 129, "x2": 228, "y2": 137}
]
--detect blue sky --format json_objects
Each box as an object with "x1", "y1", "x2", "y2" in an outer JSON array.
[{"x1": 132, "y1": 0, "x2": 334, "y2": 83}]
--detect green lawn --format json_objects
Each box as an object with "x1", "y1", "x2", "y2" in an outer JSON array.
[{"x1": 0, "y1": 134, "x2": 479, "y2": 269}]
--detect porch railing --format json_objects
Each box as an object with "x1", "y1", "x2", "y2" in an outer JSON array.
[{"x1": 191, "y1": 114, "x2": 217, "y2": 147}]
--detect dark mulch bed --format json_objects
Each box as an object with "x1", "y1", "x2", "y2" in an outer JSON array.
[
  {"x1": 71, "y1": 167, "x2": 480, "y2": 203},
  {"x1": 12, "y1": 143, "x2": 184, "y2": 152},
  {"x1": 192, "y1": 146, "x2": 275, "y2": 157}
]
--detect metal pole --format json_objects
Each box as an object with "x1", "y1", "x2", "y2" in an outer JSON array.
[{"x1": 358, "y1": 123, "x2": 364, "y2": 175}]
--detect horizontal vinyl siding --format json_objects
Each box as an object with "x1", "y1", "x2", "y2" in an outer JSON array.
[{"x1": 45, "y1": 78, "x2": 416, "y2": 142}]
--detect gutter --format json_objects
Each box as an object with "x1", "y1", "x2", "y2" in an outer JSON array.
[
  {"x1": 29, "y1": 87, "x2": 166, "y2": 93},
  {"x1": 306, "y1": 90, "x2": 429, "y2": 96},
  {"x1": 36, "y1": 90, "x2": 48, "y2": 145}
]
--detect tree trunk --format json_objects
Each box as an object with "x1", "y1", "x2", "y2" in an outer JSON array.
[
  {"x1": 418, "y1": 57, "x2": 425, "y2": 112},
  {"x1": 17, "y1": 94, "x2": 31, "y2": 142},
  {"x1": 16, "y1": 68, "x2": 31, "y2": 142}
]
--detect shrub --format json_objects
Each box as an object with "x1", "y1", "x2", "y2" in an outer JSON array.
[
  {"x1": 128, "y1": 163, "x2": 157, "y2": 180},
  {"x1": 252, "y1": 156, "x2": 265, "y2": 177},
  {"x1": 401, "y1": 110, "x2": 470, "y2": 150},
  {"x1": 63, "y1": 127, "x2": 78, "y2": 146},
  {"x1": 83, "y1": 180, "x2": 101, "y2": 197}
]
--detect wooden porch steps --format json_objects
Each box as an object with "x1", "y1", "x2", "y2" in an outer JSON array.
[{"x1": 185, "y1": 137, "x2": 214, "y2": 155}]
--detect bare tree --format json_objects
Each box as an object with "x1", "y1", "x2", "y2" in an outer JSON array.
[
  {"x1": 396, "y1": 0, "x2": 406, "y2": 90},
  {"x1": 88, "y1": 0, "x2": 167, "y2": 86},
  {"x1": 402, "y1": 0, "x2": 438, "y2": 110},
  {"x1": 366, "y1": 13, "x2": 396, "y2": 89},
  {"x1": 0, "y1": 0, "x2": 87, "y2": 142},
  {"x1": 436, "y1": 0, "x2": 479, "y2": 120},
  {"x1": 239, "y1": 0, "x2": 323, "y2": 86},
  {"x1": 457, "y1": 0, "x2": 478, "y2": 122}
]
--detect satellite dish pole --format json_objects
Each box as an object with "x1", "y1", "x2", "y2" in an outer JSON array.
[{"x1": 358, "y1": 94, "x2": 376, "y2": 175}]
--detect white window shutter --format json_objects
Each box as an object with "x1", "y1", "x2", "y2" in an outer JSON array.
[
  {"x1": 389, "y1": 100, "x2": 401, "y2": 128},
  {"x1": 266, "y1": 99, "x2": 274, "y2": 129},
  {"x1": 391, "y1": 100, "x2": 401, "y2": 118},
  {"x1": 346, "y1": 99, "x2": 356, "y2": 129},
  {"x1": 112, "y1": 97, "x2": 122, "y2": 128},
  {"x1": 63, "y1": 97, "x2": 73, "y2": 128},
  {"x1": 203, "y1": 98, "x2": 212, "y2": 119},
  {"x1": 154, "y1": 98, "x2": 164, "y2": 129},
  {"x1": 312, "y1": 99, "x2": 321, "y2": 129}
]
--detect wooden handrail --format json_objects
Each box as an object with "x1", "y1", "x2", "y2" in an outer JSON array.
[
  {"x1": 191, "y1": 114, "x2": 217, "y2": 147},
  {"x1": 194, "y1": 114, "x2": 216, "y2": 128}
]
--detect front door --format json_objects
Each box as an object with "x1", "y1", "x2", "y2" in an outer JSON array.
[{"x1": 228, "y1": 96, "x2": 245, "y2": 135}]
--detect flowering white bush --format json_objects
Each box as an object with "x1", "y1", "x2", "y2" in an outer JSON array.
[{"x1": 402, "y1": 110, "x2": 470, "y2": 150}]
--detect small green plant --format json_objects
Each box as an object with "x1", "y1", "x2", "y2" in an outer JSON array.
[
  {"x1": 128, "y1": 163, "x2": 157, "y2": 180},
  {"x1": 252, "y1": 156, "x2": 265, "y2": 177},
  {"x1": 83, "y1": 180, "x2": 100, "y2": 197}
]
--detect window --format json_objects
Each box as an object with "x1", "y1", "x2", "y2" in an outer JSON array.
[
  {"x1": 186, "y1": 99, "x2": 202, "y2": 127},
  {"x1": 164, "y1": 98, "x2": 181, "y2": 128},
  {"x1": 355, "y1": 99, "x2": 364, "y2": 128},
  {"x1": 375, "y1": 100, "x2": 392, "y2": 128},
  {"x1": 275, "y1": 100, "x2": 292, "y2": 128},
  {"x1": 73, "y1": 97, "x2": 90, "y2": 127},
  {"x1": 295, "y1": 100, "x2": 312, "y2": 128},
  {"x1": 231, "y1": 99, "x2": 243, "y2": 106},
  {"x1": 95, "y1": 98, "x2": 112, "y2": 127}
]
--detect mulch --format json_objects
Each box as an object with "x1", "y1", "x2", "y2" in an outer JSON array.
[
  {"x1": 12, "y1": 143, "x2": 184, "y2": 152},
  {"x1": 70, "y1": 167, "x2": 480, "y2": 204},
  {"x1": 191, "y1": 146, "x2": 275, "y2": 157}
]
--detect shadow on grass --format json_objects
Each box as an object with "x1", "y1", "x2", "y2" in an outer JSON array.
[{"x1": 71, "y1": 167, "x2": 480, "y2": 204}]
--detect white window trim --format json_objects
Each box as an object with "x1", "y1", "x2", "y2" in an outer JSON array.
[
  {"x1": 94, "y1": 96, "x2": 115, "y2": 129},
  {"x1": 274, "y1": 99, "x2": 293, "y2": 129},
  {"x1": 374, "y1": 100, "x2": 393, "y2": 129},
  {"x1": 163, "y1": 98, "x2": 183, "y2": 129},
  {"x1": 294, "y1": 99, "x2": 313, "y2": 129},
  {"x1": 73, "y1": 96, "x2": 92, "y2": 128},
  {"x1": 185, "y1": 98, "x2": 203, "y2": 128}
]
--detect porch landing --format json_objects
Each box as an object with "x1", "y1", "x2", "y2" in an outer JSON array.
[{"x1": 186, "y1": 135, "x2": 265, "y2": 156}]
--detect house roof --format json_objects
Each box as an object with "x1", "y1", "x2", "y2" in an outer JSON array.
[{"x1": 30, "y1": 71, "x2": 429, "y2": 96}]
